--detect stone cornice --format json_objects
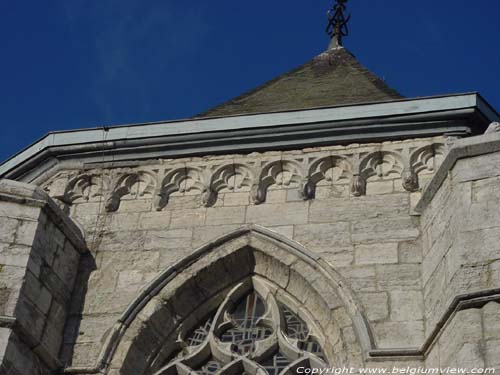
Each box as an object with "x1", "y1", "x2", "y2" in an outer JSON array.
[{"x1": 1, "y1": 93, "x2": 498, "y2": 182}]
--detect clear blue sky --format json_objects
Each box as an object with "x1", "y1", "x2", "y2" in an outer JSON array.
[{"x1": 1, "y1": 0, "x2": 499, "y2": 163}]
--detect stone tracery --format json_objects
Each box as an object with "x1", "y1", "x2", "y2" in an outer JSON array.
[{"x1": 153, "y1": 278, "x2": 328, "y2": 375}]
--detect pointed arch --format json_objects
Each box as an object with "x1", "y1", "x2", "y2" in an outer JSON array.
[{"x1": 72, "y1": 225, "x2": 374, "y2": 374}]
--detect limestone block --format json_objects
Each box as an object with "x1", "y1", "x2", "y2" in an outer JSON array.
[
  {"x1": 373, "y1": 320, "x2": 424, "y2": 348},
  {"x1": 66, "y1": 342, "x2": 101, "y2": 367},
  {"x1": 0, "y1": 265, "x2": 25, "y2": 315},
  {"x1": 22, "y1": 271, "x2": 52, "y2": 315},
  {"x1": 64, "y1": 314, "x2": 118, "y2": 345},
  {"x1": 314, "y1": 185, "x2": 349, "y2": 200},
  {"x1": 359, "y1": 292, "x2": 389, "y2": 321},
  {"x1": 84, "y1": 289, "x2": 139, "y2": 315},
  {"x1": 39, "y1": 299, "x2": 66, "y2": 362},
  {"x1": 97, "y1": 250, "x2": 160, "y2": 273},
  {"x1": 0, "y1": 217, "x2": 18, "y2": 244},
  {"x1": 13, "y1": 220, "x2": 38, "y2": 247},
  {"x1": 438, "y1": 309, "x2": 482, "y2": 365},
  {"x1": 0, "y1": 243, "x2": 30, "y2": 268},
  {"x1": 138, "y1": 211, "x2": 171, "y2": 230},
  {"x1": 485, "y1": 339, "x2": 500, "y2": 367},
  {"x1": 159, "y1": 247, "x2": 194, "y2": 269},
  {"x1": 294, "y1": 222, "x2": 351, "y2": 248},
  {"x1": 398, "y1": 239, "x2": 422, "y2": 264},
  {"x1": 352, "y1": 217, "x2": 419, "y2": 244},
  {"x1": 72, "y1": 202, "x2": 102, "y2": 216},
  {"x1": 192, "y1": 225, "x2": 240, "y2": 248},
  {"x1": 52, "y1": 241, "x2": 80, "y2": 290},
  {"x1": 169, "y1": 208, "x2": 206, "y2": 228},
  {"x1": 376, "y1": 264, "x2": 421, "y2": 290},
  {"x1": 267, "y1": 225, "x2": 294, "y2": 239},
  {"x1": 338, "y1": 266, "x2": 377, "y2": 292},
  {"x1": 455, "y1": 342, "x2": 485, "y2": 369},
  {"x1": 255, "y1": 252, "x2": 291, "y2": 289},
  {"x1": 246, "y1": 202, "x2": 309, "y2": 226},
  {"x1": 423, "y1": 261, "x2": 447, "y2": 329},
  {"x1": 285, "y1": 261, "x2": 319, "y2": 303},
  {"x1": 98, "y1": 230, "x2": 147, "y2": 252},
  {"x1": 265, "y1": 189, "x2": 287, "y2": 204},
  {"x1": 318, "y1": 247, "x2": 354, "y2": 267},
  {"x1": 453, "y1": 151, "x2": 500, "y2": 182},
  {"x1": 365, "y1": 180, "x2": 394, "y2": 195},
  {"x1": 464, "y1": 201, "x2": 500, "y2": 232},
  {"x1": 0, "y1": 200, "x2": 40, "y2": 221},
  {"x1": 472, "y1": 176, "x2": 500, "y2": 203},
  {"x1": 14, "y1": 296, "x2": 46, "y2": 346},
  {"x1": 107, "y1": 212, "x2": 141, "y2": 232},
  {"x1": 309, "y1": 193, "x2": 409, "y2": 223},
  {"x1": 285, "y1": 188, "x2": 304, "y2": 202},
  {"x1": 205, "y1": 206, "x2": 246, "y2": 226},
  {"x1": 164, "y1": 195, "x2": 200, "y2": 210},
  {"x1": 389, "y1": 290, "x2": 423, "y2": 322},
  {"x1": 117, "y1": 199, "x2": 152, "y2": 213},
  {"x1": 354, "y1": 242, "x2": 398, "y2": 265},
  {"x1": 482, "y1": 302, "x2": 500, "y2": 341},
  {"x1": 222, "y1": 192, "x2": 250, "y2": 206}
]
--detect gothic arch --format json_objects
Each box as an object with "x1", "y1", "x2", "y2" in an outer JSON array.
[{"x1": 83, "y1": 226, "x2": 374, "y2": 375}]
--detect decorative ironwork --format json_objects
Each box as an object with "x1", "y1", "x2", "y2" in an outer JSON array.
[
  {"x1": 158, "y1": 280, "x2": 328, "y2": 375},
  {"x1": 326, "y1": 0, "x2": 351, "y2": 48}
]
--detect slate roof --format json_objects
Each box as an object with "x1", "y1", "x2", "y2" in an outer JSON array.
[{"x1": 198, "y1": 47, "x2": 403, "y2": 117}]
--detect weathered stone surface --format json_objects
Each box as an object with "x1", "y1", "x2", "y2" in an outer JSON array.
[
  {"x1": 246, "y1": 202, "x2": 308, "y2": 226},
  {"x1": 398, "y1": 239, "x2": 422, "y2": 264},
  {"x1": 354, "y1": 242, "x2": 398, "y2": 265},
  {"x1": 365, "y1": 180, "x2": 394, "y2": 195},
  {"x1": 389, "y1": 290, "x2": 423, "y2": 322},
  {"x1": 359, "y1": 292, "x2": 389, "y2": 321},
  {"x1": 376, "y1": 264, "x2": 421, "y2": 290},
  {"x1": 352, "y1": 217, "x2": 419, "y2": 244},
  {"x1": 205, "y1": 206, "x2": 246, "y2": 226},
  {"x1": 373, "y1": 320, "x2": 424, "y2": 347},
  {"x1": 483, "y1": 302, "x2": 500, "y2": 341},
  {"x1": 294, "y1": 222, "x2": 350, "y2": 248},
  {"x1": 310, "y1": 194, "x2": 410, "y2": 223},
  {"x1": 169, "y1": 208, "x2": 206, "y2": 228}
]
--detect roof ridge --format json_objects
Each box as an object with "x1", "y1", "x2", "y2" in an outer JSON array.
[{"x1": 197, "y1": 47, "x2": 403, "y2": 118}]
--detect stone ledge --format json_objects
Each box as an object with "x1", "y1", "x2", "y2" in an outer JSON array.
[
  {"x1": 0, "y1": 179, "x2": 88, "y2": 253},
  {"x1": 415, "y1": 130, "x2": 500, "y2": 213}
]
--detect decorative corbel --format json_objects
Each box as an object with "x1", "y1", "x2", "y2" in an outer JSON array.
[
  {"x1": 250, "y1": 183, "x2": 266, "y2": 205},
  {"x1": 298, "y1": 178, "x2": 315, "y2": 200},
  {"x1": 401, "y1": 169, "x2": 419, "y2": 192},
  {"x1": 200, "y1": 186, "x2": 216, "y2": 207},
  {"x1": 350, "y1": 174, "x2": 366, "y2": 197}
]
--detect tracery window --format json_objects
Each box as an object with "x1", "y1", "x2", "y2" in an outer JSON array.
[{"x1": 154, "y1": 278, "x2": 328, "y2": 375}]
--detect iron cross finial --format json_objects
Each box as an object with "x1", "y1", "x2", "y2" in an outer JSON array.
[{"x1": 326, "y1": 0, "x2": 351, "y2": 49}]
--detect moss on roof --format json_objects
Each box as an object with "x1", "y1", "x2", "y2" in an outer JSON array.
[{"x1": 198, "y1": 47, "x2": 403, "y2": 117}]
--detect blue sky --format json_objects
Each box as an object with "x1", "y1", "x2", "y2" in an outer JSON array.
[{"x1": 1, "y1": 0, "x2": 499, "y2": 163}]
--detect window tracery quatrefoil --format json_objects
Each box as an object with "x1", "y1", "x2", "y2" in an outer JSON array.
[{"x1": 154, "y1": 277, "x2": 328, "y2": 375}]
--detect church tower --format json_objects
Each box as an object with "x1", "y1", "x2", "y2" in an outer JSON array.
[{"x1": 1, "y1": 2, "x2": 499, "y2": 374}]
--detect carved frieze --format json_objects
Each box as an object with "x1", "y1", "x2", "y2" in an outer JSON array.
[{"x1": 41, "y1": 140, "x2": 446, "y2": 212}]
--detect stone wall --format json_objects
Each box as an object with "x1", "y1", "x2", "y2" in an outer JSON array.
[
  {"x1": 0, "y1": 181, "x2": 86, "y2": 374},
  {"x1": 35, "y1": 137, "x2": 446, "y2": 370},
  {"x1": 420, "y1": 149, "x2": 500, "y2": 339},
  {"x1": 3, "y1": 131, "x2": 500, "y2": 374},
  {"x1": 425, "y1": 302, "x2": 500, "y2": 370}
]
